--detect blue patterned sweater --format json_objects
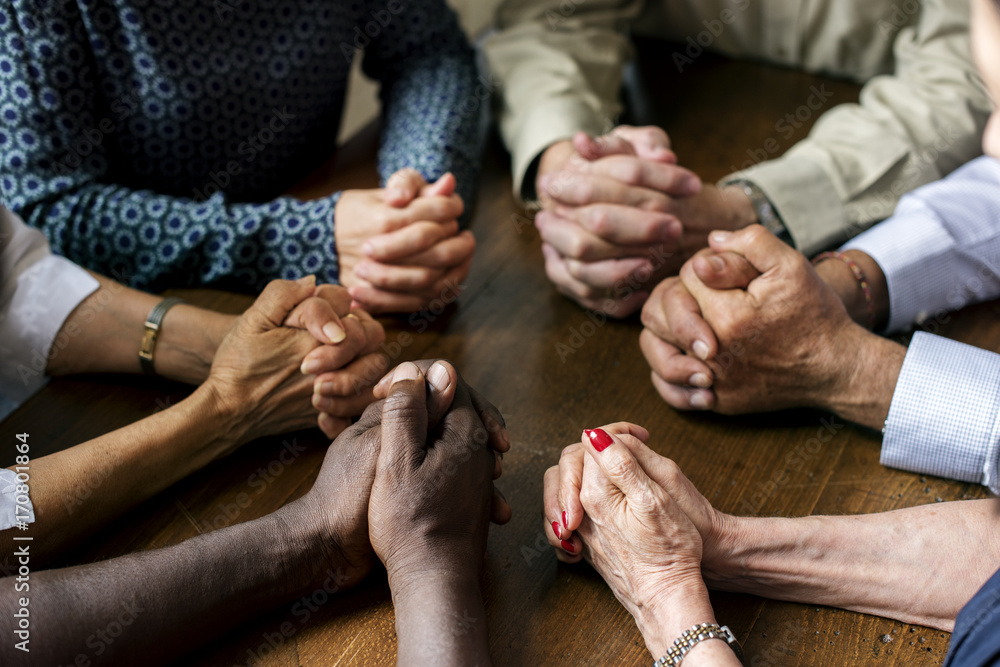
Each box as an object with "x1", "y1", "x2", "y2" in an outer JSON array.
[{"x1": 0, "y1": 0, "x2": 481, "y2": 291}]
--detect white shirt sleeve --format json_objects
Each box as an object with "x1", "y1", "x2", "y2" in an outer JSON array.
[
  {"x1": 0, "y1": 468, "x2": 34, "y2": 531},
  {"x1": 0, "y1": 206, "x2": 99, "y2": 419},
  {"x1": 841, "y1": 156, "x2": 1000, "y2": 334},
  {"x1": 881, "y1": 332, "x2": 1000, "y2": 493}
]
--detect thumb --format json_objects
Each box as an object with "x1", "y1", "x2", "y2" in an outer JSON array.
[
  {"x1": 378, "y1": 362, "x2": 429, "y2": 472},
  {"x1": 572, "y1": 131, "x2": 636, "y2": 161},
  {"x1": 707, "y1": 225, "x2": 794, "y2": 276},
  {"x1": 690, "y1": 250, "x2": 761, "y2": 290},
  {"x1": 384, "y1": 168, "x2": 428, "y2": 207},
  {"x1": 245, "y1": 276, "x2": 316, "y2": 332},
  {"x1": 420, "y1": 172, "x2": 457, "y2": 198},
  {"x1": 582, "y1": 427, "x2": 659, "y2": 503},
  {"x1": 612, "y1": 125, "x2": 676, "y2": 163}
]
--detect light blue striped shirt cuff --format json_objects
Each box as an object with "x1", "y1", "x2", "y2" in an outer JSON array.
[{"x1": 882, "y1": 332, "x2": 1000, "y2": 492}]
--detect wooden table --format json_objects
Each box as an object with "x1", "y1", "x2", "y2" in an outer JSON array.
[{"x1": 5, "y1": 48, "x2": 994, "y2": 666}]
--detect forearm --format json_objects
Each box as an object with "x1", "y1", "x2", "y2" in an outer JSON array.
[
  {"x1": 2, "y1": 502, "x2": 320, "y2": 665},
  {"x1": 705, "y1": 500, "x2": 1000, "y2": 630},
  {"x1": 23, "y1": 183, "x2": 340, "y2": 294},
  {"x1": 484, "y1": 0, "x2": 641, "y2": 198},
  {"x1": 3, "y1": 384, "x2": 248, "y2": 565},
  {"x1": 44, "y1": 272, "x2": 231, "y2": 384},
  {"x1": 390, "y1": 571, "x2": 490, "y2": 666},
  {"x1": 377, "y1": 52, "x2": 482, "y2": 218}
]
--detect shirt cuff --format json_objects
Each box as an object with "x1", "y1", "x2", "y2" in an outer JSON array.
[
  {"x1": 881, "y1": 332, "x2": 1000, "y2": 492},
  {"x1": 509, "y1": 97, "x2": 608, "y2": 202},
  {"x1": 841, "y1": 198, "x2": 952, "y2": 334},
  {"x1": 0, "y1": 255, "x2": 99, "y2": 404},
  {"x1": 721, "y1": 154, "x2": 848, "y2": 256},
  {"x1": 0, "y1": 468, "x2": 34, "y2": 531}
]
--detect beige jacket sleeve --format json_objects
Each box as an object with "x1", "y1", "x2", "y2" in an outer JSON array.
[
  {"x1": 722, "y1": 0, "x2": 990, "y2": 255},
  {"x1": 483, "y1": 0, "x2": 645, "y2": 201}
]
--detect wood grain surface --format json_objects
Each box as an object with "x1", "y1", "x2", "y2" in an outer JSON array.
[{"x1": 3, "y1": 47, "x2": 993, "y2": 666}]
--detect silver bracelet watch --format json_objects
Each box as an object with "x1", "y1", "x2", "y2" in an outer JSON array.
[
  {"x1": 653, "y1": 623, "x2": 742, "y2": 667},
  {"x1": 729, "y1": 180, "x2": 793, "y2": 246}
]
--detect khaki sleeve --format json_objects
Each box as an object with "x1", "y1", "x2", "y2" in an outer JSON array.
[
  {"x1": 721, "y1": 0, "x2": 990, "y2": 256},
  {"x1": 483, "y1": 0, "x2": 645, "y2": 201}
]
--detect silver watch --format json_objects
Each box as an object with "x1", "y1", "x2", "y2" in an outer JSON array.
[
  {"x1": 729, "y1": 180, "x2": 793, "y2": 246},
  {"x1": 653, "y1": 623, "x2": 742, "y2": 667}
]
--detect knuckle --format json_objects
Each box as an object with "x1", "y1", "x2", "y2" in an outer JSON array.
[
  {"x1": 603, "y1": 450, "x2": 633, "y2": 480},
  {"x1": 588, "y1": 208, "x2": 610, "y2": 237}
]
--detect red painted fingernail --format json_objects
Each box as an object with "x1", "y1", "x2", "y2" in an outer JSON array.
[
  {"x1": 561, "y1": 540, "x2": 575, "y2": 554},
  {"x1": 585, "y1": 428, "x2": 613, "y2": 452},
  {"x1": 552, "y1": 521, "x2": 561, "y2": 539},
  {"x1": 561, "y1": 510, "x2": 568, "y2": 530}
]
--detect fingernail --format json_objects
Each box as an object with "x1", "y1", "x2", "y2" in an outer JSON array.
[
  {"x1": 319, "y1": 381, "x2": 334, "y2": 395},
  {"x1": 552, "y1": 521, "x2": 562, "y2": 539},
  {"x1": 354, "y1": 263, "x2": 368, "y2": 279},
  {"x1": 296, "y1": 274, "x2": 316, "y2": 286},
  {"x1": 361, "y1": 242, "x2": 375, "y2": 256},
  {"x1": 663, "y1": 219, "x2": 682, "y2": 241},
  {"x1": 692, "y1": 340, "x2": 710, "y2": 360},
  {"x1": 394, "y1": 362, "x2": 420, "y2": 382},
  {"x1": 690, "y1": 392, "x2": 710, "y2": 409},
  {"x1": 562, "y1": 510, "x2": 568, "y2": 530},
  {"x1": 387, "y1": 187, "x2": 407, "y2": 201},
  {"x1": 561, "y1": 540, "x2": 575, "y2": 554},
  {"x1": 301, "y1": 359, "x2": 320, "y2": 375},
  {"x1": 585, "y1": 428, "x2": 613, "y2": 452},
  {"x1": 312, "y1": 393, "x2": 324, "y2": 409},
  {"x1": 323, "y1": 322, "x2": 346, "y2": 344},
  {"x1": 685, "y1": 175, "x2": 702, "y2": 194},
  {"x1": 427, "y1": 361, "x2": 451, "y2": 394},
  {"x1": 708, "y1": 255, "x2": 725, "y2": 272},
  {"x1": 710, "y1": 230, "x2": 732, "y2": 243},
  {"x1": 318, "y1": 412, "x2": 335, "y2": 433},
  {"x1": 689, "y1": 372, "x2": 712, "y2": 388}
]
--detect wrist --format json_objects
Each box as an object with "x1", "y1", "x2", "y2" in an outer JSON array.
[
  {"x1": 821, "y1": 325, "x2": 905, "y2": 430},
  {"x1": 719, "y1": 185, "x2": 759, "y2": 230},
  {"x1": 155, "y1": 306, "x2": 235, "y2": 384},
  {"x1": 813, "y1": 250, "x2": 889, "y2": 330},
  {"x1": 534, "y1": 140, "x2": 576, "y2": 201},
  {"x1": 389, "y1": 566, "x2": 489, "y2": 665},
  {"x1": 639, "y1": 574, "x2": 717, "y2": 658},
  {"x1": 187, "y1": 378, "x2": 252, "y2": 456}
]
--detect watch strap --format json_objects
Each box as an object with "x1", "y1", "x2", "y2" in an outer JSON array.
[{"x1": 139, "y1": 297, "x2": 186, "y2": 375}]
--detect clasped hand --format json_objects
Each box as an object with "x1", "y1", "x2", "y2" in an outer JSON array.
[
  {"x1": 336, "y1": 169, "x2": 476, "y2": 314},
  {"x1": 204, "y1": 276, "x2": 387, "y2": 443},
  {"x1": 296, "y1": 360, "x2": 512, "y2": 593},
  {"x1": 639, "y1": 225, "x2": 863, "y2": 414},
  {"x1": 535, "y1": 126, "x2": 755, "y2": 317}
]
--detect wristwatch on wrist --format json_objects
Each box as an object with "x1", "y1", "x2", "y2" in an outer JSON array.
[
  {"x1": 729, "y1": 180, "x2": 793, "y2": 246},
  {"x1": 653, "y1": 623, "x2": 742, "y2": 667},
  {"x1": 139, "y1": 297, "x2": 187, "y2": 375}
]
